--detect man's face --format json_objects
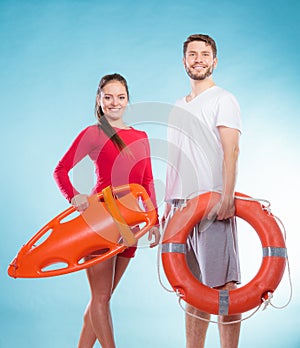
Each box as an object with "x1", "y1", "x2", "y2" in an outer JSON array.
[{"x1": 183, "y1": 41, "x2": 217, "y2": 80}]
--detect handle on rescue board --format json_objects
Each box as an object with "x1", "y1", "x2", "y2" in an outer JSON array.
[{"x1": 106, "y1": 184, "x2": 158, "y2": 243}]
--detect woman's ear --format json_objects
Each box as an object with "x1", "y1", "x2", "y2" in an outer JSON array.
[{"x1": 96, "y1": 95, "x2": 100, "y2": 106}]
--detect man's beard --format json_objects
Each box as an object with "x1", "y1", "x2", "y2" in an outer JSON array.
[{"x1": 185, "y1": 64, "x2": 214, "y2": 80}]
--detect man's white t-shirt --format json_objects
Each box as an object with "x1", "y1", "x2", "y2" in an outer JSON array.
[{"x1": 165, "y1": 86, "x2": 242, "y2": 201}]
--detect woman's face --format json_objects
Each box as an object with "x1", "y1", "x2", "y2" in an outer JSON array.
[{"x1": 98, "y1": 81, "x2": 128, "y2": 122}]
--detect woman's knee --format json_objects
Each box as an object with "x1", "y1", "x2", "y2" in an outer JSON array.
[
  {"x1": 83, "y1": 305, "x2": 90, "y2": 321},
  {"x1": 90, "y1": 292, "x2": 112, "y2": 308}
]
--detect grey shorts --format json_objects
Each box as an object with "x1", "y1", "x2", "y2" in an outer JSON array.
[{"x1": 168, "y1": 201, "x2": 241, "y2": 288}]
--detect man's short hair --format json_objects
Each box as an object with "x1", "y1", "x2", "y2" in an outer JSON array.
[{"x1": 183, "y1": 34, "x2": 217, "y2": 58}]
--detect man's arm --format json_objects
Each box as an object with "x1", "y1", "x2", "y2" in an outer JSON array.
[{"x1": 208, "y1": 126, "x2": 240, "y2": 220}]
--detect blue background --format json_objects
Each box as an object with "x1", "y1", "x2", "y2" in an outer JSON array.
[{"x1": 1, "y1": 0, "x2": 299, "y2": 347}]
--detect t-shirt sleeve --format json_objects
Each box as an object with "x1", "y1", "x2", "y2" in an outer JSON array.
[
  {"x1": 53, "y1": 127, "x2": 94, "y2": 202},
  {"x1": 216, "y1": 93, "x2": 242, "y2": 132}
]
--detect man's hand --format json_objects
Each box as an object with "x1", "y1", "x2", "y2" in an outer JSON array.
[{"x1": 207, "y1": 195, "x2": 235, "y2": 221}]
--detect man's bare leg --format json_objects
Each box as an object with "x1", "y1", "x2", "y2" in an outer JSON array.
[
  {"x1": 217, "y1": 282, "x2": 241, "y2": 348},
  {"x1": 186, "y1": 304, "x2": 210, "y2": 348}
]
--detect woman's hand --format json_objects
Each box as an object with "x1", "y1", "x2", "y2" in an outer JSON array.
[
  {"x1": 70, "y1": 194, "x2": 89, "y2": 212},
  {"x1": 148, "y1": 225, "x2": 161, "y2": 248}
]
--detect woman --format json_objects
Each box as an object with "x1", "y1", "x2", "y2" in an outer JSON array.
[{"x1": 54, "y1": 73, "x2": 160, "y2": 348}]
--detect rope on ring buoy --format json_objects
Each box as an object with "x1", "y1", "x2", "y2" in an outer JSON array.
[
  {"x1": 178, "y1": 296, "x2": 262, "y2": 325},
  {"x1": 157, "y1": 243, "x2": 174, "y2": 293},
  {"x1": 233, "y1": 194, "x2": 293, "y2": 311},
  {"x1": 157, "y1": 192, "x2": 292, "y2": 324}
]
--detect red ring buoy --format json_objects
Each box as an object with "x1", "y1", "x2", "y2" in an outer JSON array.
[{"x1": 161, "y1": 191, "x2": 287, "y2": 315}]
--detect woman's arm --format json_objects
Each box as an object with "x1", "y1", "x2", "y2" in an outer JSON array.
[
  {"x1": 142, "y1": 136, "x2": 161, "y2": 246},
  {"x1": 53, "y1": 127, "x2": 92, "y2": 203}
]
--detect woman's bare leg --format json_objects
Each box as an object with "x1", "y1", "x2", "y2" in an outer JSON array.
[{"x1": 78, "y1": 255, "x2": 131, "y2": 348}]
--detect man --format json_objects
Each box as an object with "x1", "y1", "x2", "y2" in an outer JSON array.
[{"x1": 164, "y1": 34, "x2": 242, "y2": 348}]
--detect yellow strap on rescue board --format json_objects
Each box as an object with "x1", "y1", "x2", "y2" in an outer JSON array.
[{"x1": 102, "y1": 186, "x2": 137, "y2": 247}]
